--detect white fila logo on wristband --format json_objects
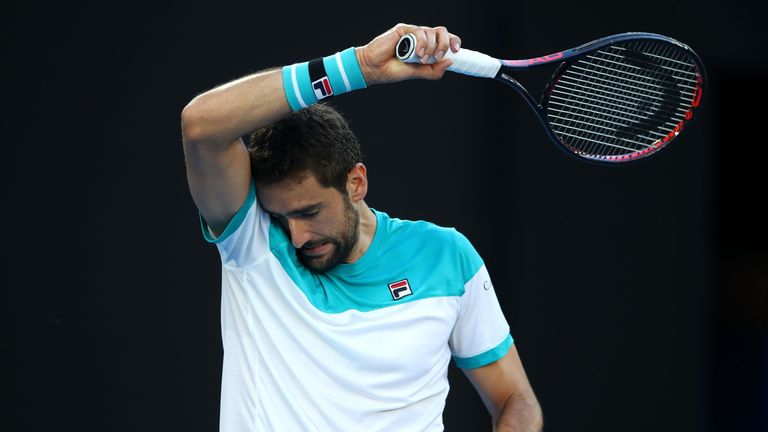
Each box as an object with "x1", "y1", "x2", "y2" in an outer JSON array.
[{"x1": 312, "y1": 76, "x2": 333, "y2": 100}]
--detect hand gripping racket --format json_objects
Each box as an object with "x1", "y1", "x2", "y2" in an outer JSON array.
[{"x1": 396, "y1": 32, "x2": 705, "y2": 163}]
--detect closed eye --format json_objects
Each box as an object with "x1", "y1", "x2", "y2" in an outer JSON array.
[{"x1": 265, "y1": 207, "x2": 321, "y2": 220}]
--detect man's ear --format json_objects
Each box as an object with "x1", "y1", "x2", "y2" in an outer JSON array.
[{"x1": 346, "y1": 163, "x2": 368, "y2": 203}]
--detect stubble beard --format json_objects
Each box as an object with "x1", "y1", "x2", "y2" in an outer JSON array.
[{"x1": 298, "y1": 196, "x2": 360, "y2": 273}]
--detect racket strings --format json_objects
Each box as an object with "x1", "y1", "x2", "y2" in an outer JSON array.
[
  {"x1": 545, "y1": 40, "x2": 700, "y2": 160},
  {"x1": 552, "y1": 41, "x2": 697, "y2": 157},
  {"x1": 556, "y1": 42, "x2": 687, "y2": 153},
  {"x1": 564, "y1": 65, "x2": 695, "y2": 106},
  {"x1": 583, "y1": 50, "x2": 698, "y2": 88}
]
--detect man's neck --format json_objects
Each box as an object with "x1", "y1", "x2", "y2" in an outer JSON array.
[{"x1": 346, "y1": 200, "x2": 377, "y2": 263}]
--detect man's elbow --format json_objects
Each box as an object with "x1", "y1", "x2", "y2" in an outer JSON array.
[
  {"x1": 523, "y1": 396, "x2": 543, "y2": 432},
  {"x1": 496, "y1": 392, "x2": 543, "y2": 432},
  {"x1": 521, "y1": 392, "x2": 543, "y2": 432},
  {"x1": 180, "y1": 98, "x2": 205, "y2": 145},
  {"x1": 531, "y1": 399, "x2": 543, "y2": 431}
]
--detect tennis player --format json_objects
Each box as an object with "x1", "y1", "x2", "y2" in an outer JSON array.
[{"x1": 181, "y1": 23, "x2": 543, "y2": 432}]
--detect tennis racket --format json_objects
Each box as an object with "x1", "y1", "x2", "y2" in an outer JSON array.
[{"x1": 396, "y1": 32, "x2": 705, "y2": 163}]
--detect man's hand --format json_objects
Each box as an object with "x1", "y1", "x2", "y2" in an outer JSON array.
[{"x1": 355, "y1": 23, "x2": 462, "y2": 85}]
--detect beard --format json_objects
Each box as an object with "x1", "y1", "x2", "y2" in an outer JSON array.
[{"x1": 297, "y1": 196, "x2": 360, "y2": 272}]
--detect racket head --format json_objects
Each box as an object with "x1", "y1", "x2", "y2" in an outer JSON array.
[{"x1": 532, "y1": 34, "x2": 706, "y2": 163}]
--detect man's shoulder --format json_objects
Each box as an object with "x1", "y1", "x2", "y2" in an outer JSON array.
[
  {"x1": 377, "y1": 210, "x2": 479, "y2": 258},
  {"x1": 376, "y1": 210, "x2": 484, "y2": 283},
  {"x1": 379, "y1": 210, "x2": 465, "y2": 242}
]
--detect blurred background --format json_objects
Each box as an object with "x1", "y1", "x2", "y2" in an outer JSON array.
[{"x1": 5, "y1": 0, "x2": 766, "y2": 430}]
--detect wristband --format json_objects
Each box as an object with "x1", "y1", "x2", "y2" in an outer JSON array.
[{"x1": 282, "y1": 47, "x2": 367, "y2": 111}]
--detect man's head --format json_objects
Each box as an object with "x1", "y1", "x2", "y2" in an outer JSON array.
[
  {"x1": 249, "y1": 104, "x2": 367, "y2": 272},
  {"x1": 249, "y1": 104, "x2": 361, "y2": 194}
]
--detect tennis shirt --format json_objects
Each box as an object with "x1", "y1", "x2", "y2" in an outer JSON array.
[{"x1": 200, "y1": 181, "x2": 513, "y2": 432}]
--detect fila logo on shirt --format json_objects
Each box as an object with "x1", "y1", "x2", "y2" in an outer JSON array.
[
  {"x1": 312, "y1": 76, "x2": 333, "y2": 100},
  {"x1": 388, "y1": 279, "x2": 413, "y2": 301}
]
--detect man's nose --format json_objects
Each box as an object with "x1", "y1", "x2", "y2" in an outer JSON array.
[{"x1": 288, "y1": 218, "x2": 311, "y2": 249}]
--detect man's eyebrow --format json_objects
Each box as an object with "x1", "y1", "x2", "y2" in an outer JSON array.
[{"x1": 264, "y1": 202, "x2": 324, "y2": 217}]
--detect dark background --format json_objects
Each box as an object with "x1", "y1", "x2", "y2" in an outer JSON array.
[{"x1": 5, "y1": 0, "x2": 767, "y2": 430}]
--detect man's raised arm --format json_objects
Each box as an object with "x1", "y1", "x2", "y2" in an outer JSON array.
[
  {"x1": 180, "y1": 24, "x2": 460, "y2": 235},
  {"x1": 181, "y1": 68, "x2": 287, "y2": 236}
]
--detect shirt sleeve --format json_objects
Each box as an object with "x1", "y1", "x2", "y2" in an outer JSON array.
[
  {"x1": 448, "y1": 232, "x2": 513, "y2": 369},
  {"x1": 198, "y1": 179, "x2": 271, "y2": 267}
]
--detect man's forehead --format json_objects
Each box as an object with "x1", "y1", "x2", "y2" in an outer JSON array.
[
  {"x1": 256, "y1": 169, "x2": 316, "y2": 187},
  {"x1": 255, "y1": 173, "x2": 336, "y2": 214}
]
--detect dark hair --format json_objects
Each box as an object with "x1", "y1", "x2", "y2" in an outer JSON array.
[{"x1": 248, "y1": 104, "x2": 362, "y2": 193}]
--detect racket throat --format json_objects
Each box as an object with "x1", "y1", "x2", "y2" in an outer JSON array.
[
  {"x1": 497, "y1": 72, "x2": 559, "y2": 146},
  {"x1": 497, "y1": 73, "x2": 547, "y2": 116}
]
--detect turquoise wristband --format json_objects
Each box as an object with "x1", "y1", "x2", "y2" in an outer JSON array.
[{"x1": 282, "y1": 47, "x2": 367, "y2": 111}]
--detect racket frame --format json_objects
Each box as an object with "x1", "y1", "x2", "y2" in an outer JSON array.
[
  {"x1": 398, "y1": 32, "x2": 707, "y2": 164},
  {"x1": 493, "y1": 32, "x2": 706, "y2": 163}
]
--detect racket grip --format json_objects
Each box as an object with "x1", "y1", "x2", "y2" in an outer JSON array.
[{"x1": 395, "y1": 33, "x2": 501, "y2": 78}]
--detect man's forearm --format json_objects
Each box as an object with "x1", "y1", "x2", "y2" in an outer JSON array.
[
  {"x1": 494, "y1": 392, "x2": 543, "y2": 432},
  {"x1": 181, "y1": 68, "x2": 290, "y2": 147},
  {"x1": 181, "y1": 23, "x2": 458, "y2": 148}
]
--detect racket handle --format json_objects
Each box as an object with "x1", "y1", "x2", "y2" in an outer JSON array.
[{"x1": 395, "y1": 33, "x2": 501, "y2": 78}]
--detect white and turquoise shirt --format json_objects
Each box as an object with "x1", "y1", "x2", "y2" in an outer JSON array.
[{"x1": 201, "y1": 182, "x2": 513, "y2": 432}]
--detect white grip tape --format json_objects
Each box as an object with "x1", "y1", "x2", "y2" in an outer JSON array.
[{"x1": 396, "y1": 34, "x2": 501, "y2": 78}]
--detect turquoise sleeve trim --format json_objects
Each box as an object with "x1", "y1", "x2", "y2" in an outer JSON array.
[
  {"x1": 199, "y1": 180, "x2": 256, "y2": 244},
  {"x1": 339, "y1": 47, "x2": 367, "y2": 90},
  {"x1": 454, "y1": 334, "x2": 514, "y2": 369}
]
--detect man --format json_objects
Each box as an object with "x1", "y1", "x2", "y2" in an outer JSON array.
[{"x1": 181, "y1": 23, "x2": 542, "y2": 431}]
